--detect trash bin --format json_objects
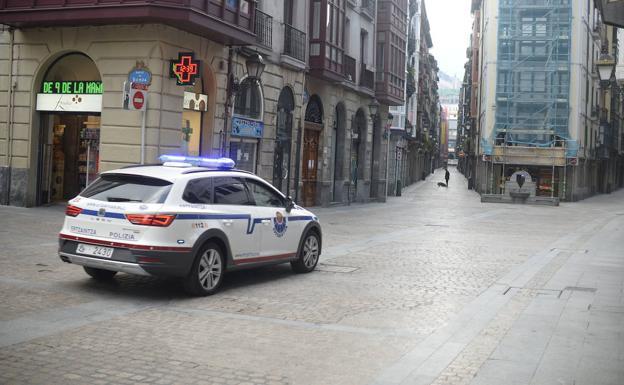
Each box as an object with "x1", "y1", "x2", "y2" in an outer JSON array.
[{"x1": 396, "y1": 180, "x2": 402, "y2": 196}]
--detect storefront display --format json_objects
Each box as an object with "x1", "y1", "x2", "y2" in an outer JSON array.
[{"x1": 47, "y1": 115, "x2": 100, "y2": 202}]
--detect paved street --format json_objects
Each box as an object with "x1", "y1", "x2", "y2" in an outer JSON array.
[{"x1": 1, "y1": 166, "x2": 623, "y2": 385}]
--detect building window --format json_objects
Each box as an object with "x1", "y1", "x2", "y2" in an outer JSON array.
[{"x1": 234, "y1": 78, "x2": 263, "y2": 120}]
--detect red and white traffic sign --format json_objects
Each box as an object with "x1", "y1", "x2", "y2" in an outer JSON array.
[
  {"x1": 123, "y1": 81, "x2": 148, "y2": 111},
  {"x1": 132, "y1": 90, "x2": 145, "y2": 110},
  {"x1": 129, "y1": 86, "x2": 147, "y2": 111}
]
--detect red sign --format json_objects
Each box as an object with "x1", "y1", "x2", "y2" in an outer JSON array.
[
  {"x1": 131, "y1": 82, "x2": 148, "y2": 91},
  {"x1": 170, "y1": 52, "x2": 201, "y2": 86},
  {"x1": 132, "y1": 90, "x2": 145, "y2": 110}
]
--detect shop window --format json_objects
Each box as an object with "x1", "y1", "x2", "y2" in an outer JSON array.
[{"x1": 229, "y1": 140, "x2": 257, "y2": 173}]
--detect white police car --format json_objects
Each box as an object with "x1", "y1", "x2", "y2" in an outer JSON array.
[{"x1": 58, "y1": 155, "x2": 322, "y2": 296}]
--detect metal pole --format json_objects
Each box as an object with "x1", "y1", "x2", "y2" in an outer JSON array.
[
  {"x1": 294, "y1": 119, "x2": 302, "y2": 203},
  {"x1": 86, "y1": 143, "x2": 90, "y2": 187},
  {"x1": 140, "y1": 101, "x2": 147, "y2": 164}
]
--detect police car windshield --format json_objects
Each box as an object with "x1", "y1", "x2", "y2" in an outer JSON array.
[{"x1": 81, "y1": 174, "x2": 172, "y2": 204}]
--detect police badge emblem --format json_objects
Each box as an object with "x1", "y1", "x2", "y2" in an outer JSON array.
[{"x1": 272, "y1": 211, "x2": 288, "y2": 237}]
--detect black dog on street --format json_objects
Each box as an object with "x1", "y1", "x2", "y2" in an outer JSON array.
[{"x1": 437, "y1": 182, "x2": 448, "y2": 188}]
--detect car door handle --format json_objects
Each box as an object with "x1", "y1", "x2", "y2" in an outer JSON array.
[
  {"x1": 261, "y1": 219, "x2": 272, "y2": 225},
  {"x1": 222, "y1": 219, "x2": 233, "y2": 226}
]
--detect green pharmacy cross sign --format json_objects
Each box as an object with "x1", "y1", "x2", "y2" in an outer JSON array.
[{"x1": 42, "y1": 81, "x2": 103, "y2": 95}]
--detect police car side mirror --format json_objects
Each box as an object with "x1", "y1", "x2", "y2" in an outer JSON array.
[{"x1": 285, "y1": 196, "x2": 295, "y2": 213}]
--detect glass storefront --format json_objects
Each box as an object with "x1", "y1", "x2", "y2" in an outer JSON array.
[{"x1": 36, "y1": 53, "x2": 102, "y2": 205}]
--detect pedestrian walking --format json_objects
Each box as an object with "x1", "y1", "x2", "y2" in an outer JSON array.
[{"x1": 445, "y1": 167, "x2": 450, "y2": 186}]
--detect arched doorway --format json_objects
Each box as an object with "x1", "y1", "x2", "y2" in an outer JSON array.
[
  {"x1": 273, "y1": 87, "x2": 294, "y2": 195},
  {"x1": 351, "y1": 108, "x2": 368, "y2": 201},
  {"x1": 303, "y1": 95, "x2": 323, "y2": 207},
  {"x1": 332, "y1": 103, "x2": 346, "y2": 202},
  {"x1": 35, "y1": 53, "x2": 102, "y2": 205}
]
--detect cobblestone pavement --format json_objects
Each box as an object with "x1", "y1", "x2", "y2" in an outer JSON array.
[{"x1": 1, "y1": 167, "x2": 623, "y2": 385}]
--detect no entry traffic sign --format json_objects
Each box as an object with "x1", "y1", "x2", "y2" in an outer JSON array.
[
  {"x1": 132, "y1": 90, "x2": 145, "y2": 110},
  {"x1": 129, "y1": 86, "x2": 147, "y2": 111}
]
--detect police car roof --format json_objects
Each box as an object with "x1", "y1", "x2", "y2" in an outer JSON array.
[{"x1": 101, "y1": 164, "x2": 249, "y2": 182}]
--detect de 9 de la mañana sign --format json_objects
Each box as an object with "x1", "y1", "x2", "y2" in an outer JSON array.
[{"x1": 37, "y1": 80, "x2": 103, "y2": 112}]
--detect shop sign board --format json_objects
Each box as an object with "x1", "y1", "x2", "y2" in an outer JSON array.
[
  {"x1": 41, "y1": 81, "x2": 103, "y2": 95},
  {"x1": 36, "y1": 93, "x2": 102, "y2": 112},
  {"x1": 170, "y1": 52, "x2": 201, "y2": 86},
  {"x1": 183, "y1": 92, "x2": 208, "y2": 111},
  {"x1": 232, "y1": 116, "x2": 264, "y2": 138}
]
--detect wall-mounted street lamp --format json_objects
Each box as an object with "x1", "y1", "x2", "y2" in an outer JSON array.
[
  {"x1": 245, "y1": 53, "x2": 265, "y2": 83},
  {"x1": 222, "y1": 51, "x2": 265, "y2": 156},
  {"x1": 368, "y1": 99, "x2": 379, "y2": 118},
  {"x1": 596, "y1": 50, "x2": 616, "y2": 87}
]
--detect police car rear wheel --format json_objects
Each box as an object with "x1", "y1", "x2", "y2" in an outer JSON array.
[
  {"x1": 291, "y1": 232, "x2": 320, "y2": 273},
  {"x1": 83, "y1": 266, "x2": 117, "y2": 281},
  {"x1": 184, "y1": 242, "x2": 224, "y2": 296}
]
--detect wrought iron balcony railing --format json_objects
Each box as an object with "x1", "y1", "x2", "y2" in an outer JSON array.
[
  {"x1": 360, "y1": 63, "x2": 374, "y2": 90},
  {"x1": 344, "y1": 55, "x2": 357, "y2": 83},
  {"x1": 255, "y1": 9, "x2": 273, "y2": 48},
  {"x1": 284, "y1": 24, "x2": 306, "y2": 62}
]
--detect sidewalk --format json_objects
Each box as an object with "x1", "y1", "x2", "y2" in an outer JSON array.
[{"x1": 370, "y1": 171, "x2": 624, "y2": 385}]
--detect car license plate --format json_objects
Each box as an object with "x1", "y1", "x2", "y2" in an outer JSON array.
[{"x1": 76, "y1": 243, "x2": 114, "y2": 259}]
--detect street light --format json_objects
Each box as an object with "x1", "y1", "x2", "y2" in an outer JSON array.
[
  {"x1": 596, "y1": 50, "x2": 615, "y2": 86},
  {"x1": 245, "y1": 53, "x2": 265, "y2": 83},
  {"x1": 368, "y1": 99, "x2": 379, "y2": 117}
]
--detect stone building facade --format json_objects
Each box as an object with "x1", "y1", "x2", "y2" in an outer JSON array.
[{"x1": 0, "y1": 0, "x2": 409, "y2": 208}]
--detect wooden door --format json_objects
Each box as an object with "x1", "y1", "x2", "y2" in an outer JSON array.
[{"x1": 302, "y1": 129, "x2": 320, "y2": 207}]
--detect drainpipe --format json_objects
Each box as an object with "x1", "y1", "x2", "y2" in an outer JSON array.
[
  {"x1": 5, "y1": 27, "x2": 15, "y2": 205},
  {"x1": 221, "y1": 47, "x2": 234, "y2": 157}
]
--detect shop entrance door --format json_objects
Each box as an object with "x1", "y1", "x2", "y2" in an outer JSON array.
[
  {"x1": 302, "y1": 128, "x2": 320, "y2": 207},
  {"x1": 37, "y1": 114, "x2": 100, "y2": 205}
]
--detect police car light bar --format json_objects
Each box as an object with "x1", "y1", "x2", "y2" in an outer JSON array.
[{"x1": 159, "y1": 155, "x2": 236, "y2": 169}]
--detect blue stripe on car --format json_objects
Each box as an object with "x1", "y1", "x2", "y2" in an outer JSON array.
[
  {"x1": 81, "y1": 211, "x2": 314, "y2": 235},
  {"x1": 81, "y1": 209, "x2": 126, "y2": 219}
]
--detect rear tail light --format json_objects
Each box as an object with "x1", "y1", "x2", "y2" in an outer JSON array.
[
  {"x1": 126, "y1": 214, "x2": 176, "y2": 227},
  {"x1": 66, "y1": 205, "x2": 82, "y2": 217}
]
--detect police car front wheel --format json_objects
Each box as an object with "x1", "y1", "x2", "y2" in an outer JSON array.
[
  {"x1": 291, "y1": 232, "x2": 320, "y2": 273},
  {"x1": 184, "y1": 242, "x2": 225, "y2": 296}
]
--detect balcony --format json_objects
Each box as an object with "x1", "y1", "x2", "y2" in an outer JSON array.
[
  {"x1": 598, "y1": 0, "x2": 624, "y2": 28},
  {"x1": 0, "y1": 0, "x2": 257, "y2": 45},
  {"x1": 360, "y1": 63, "x2": 374, "y2": 90},
  {"x1": 344, "y1": 55, "x2": 356, "y2": 83},
  {"x1": 283, "y1": 24, "x2": 306, "y2": 62},
  {"x1": 255, "y1": 9, "x2": 272, "y2": 48},
  {"x1": 361, "y1": 0, "x2": 375, "y2": 19}
]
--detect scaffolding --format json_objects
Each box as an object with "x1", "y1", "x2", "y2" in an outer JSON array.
[
  {"x1": 493, "y1": 0, "x2": 572, "y2": 147},
  {"x1": 484, "y1": 0, "x2": 574, "y2": 198}
]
